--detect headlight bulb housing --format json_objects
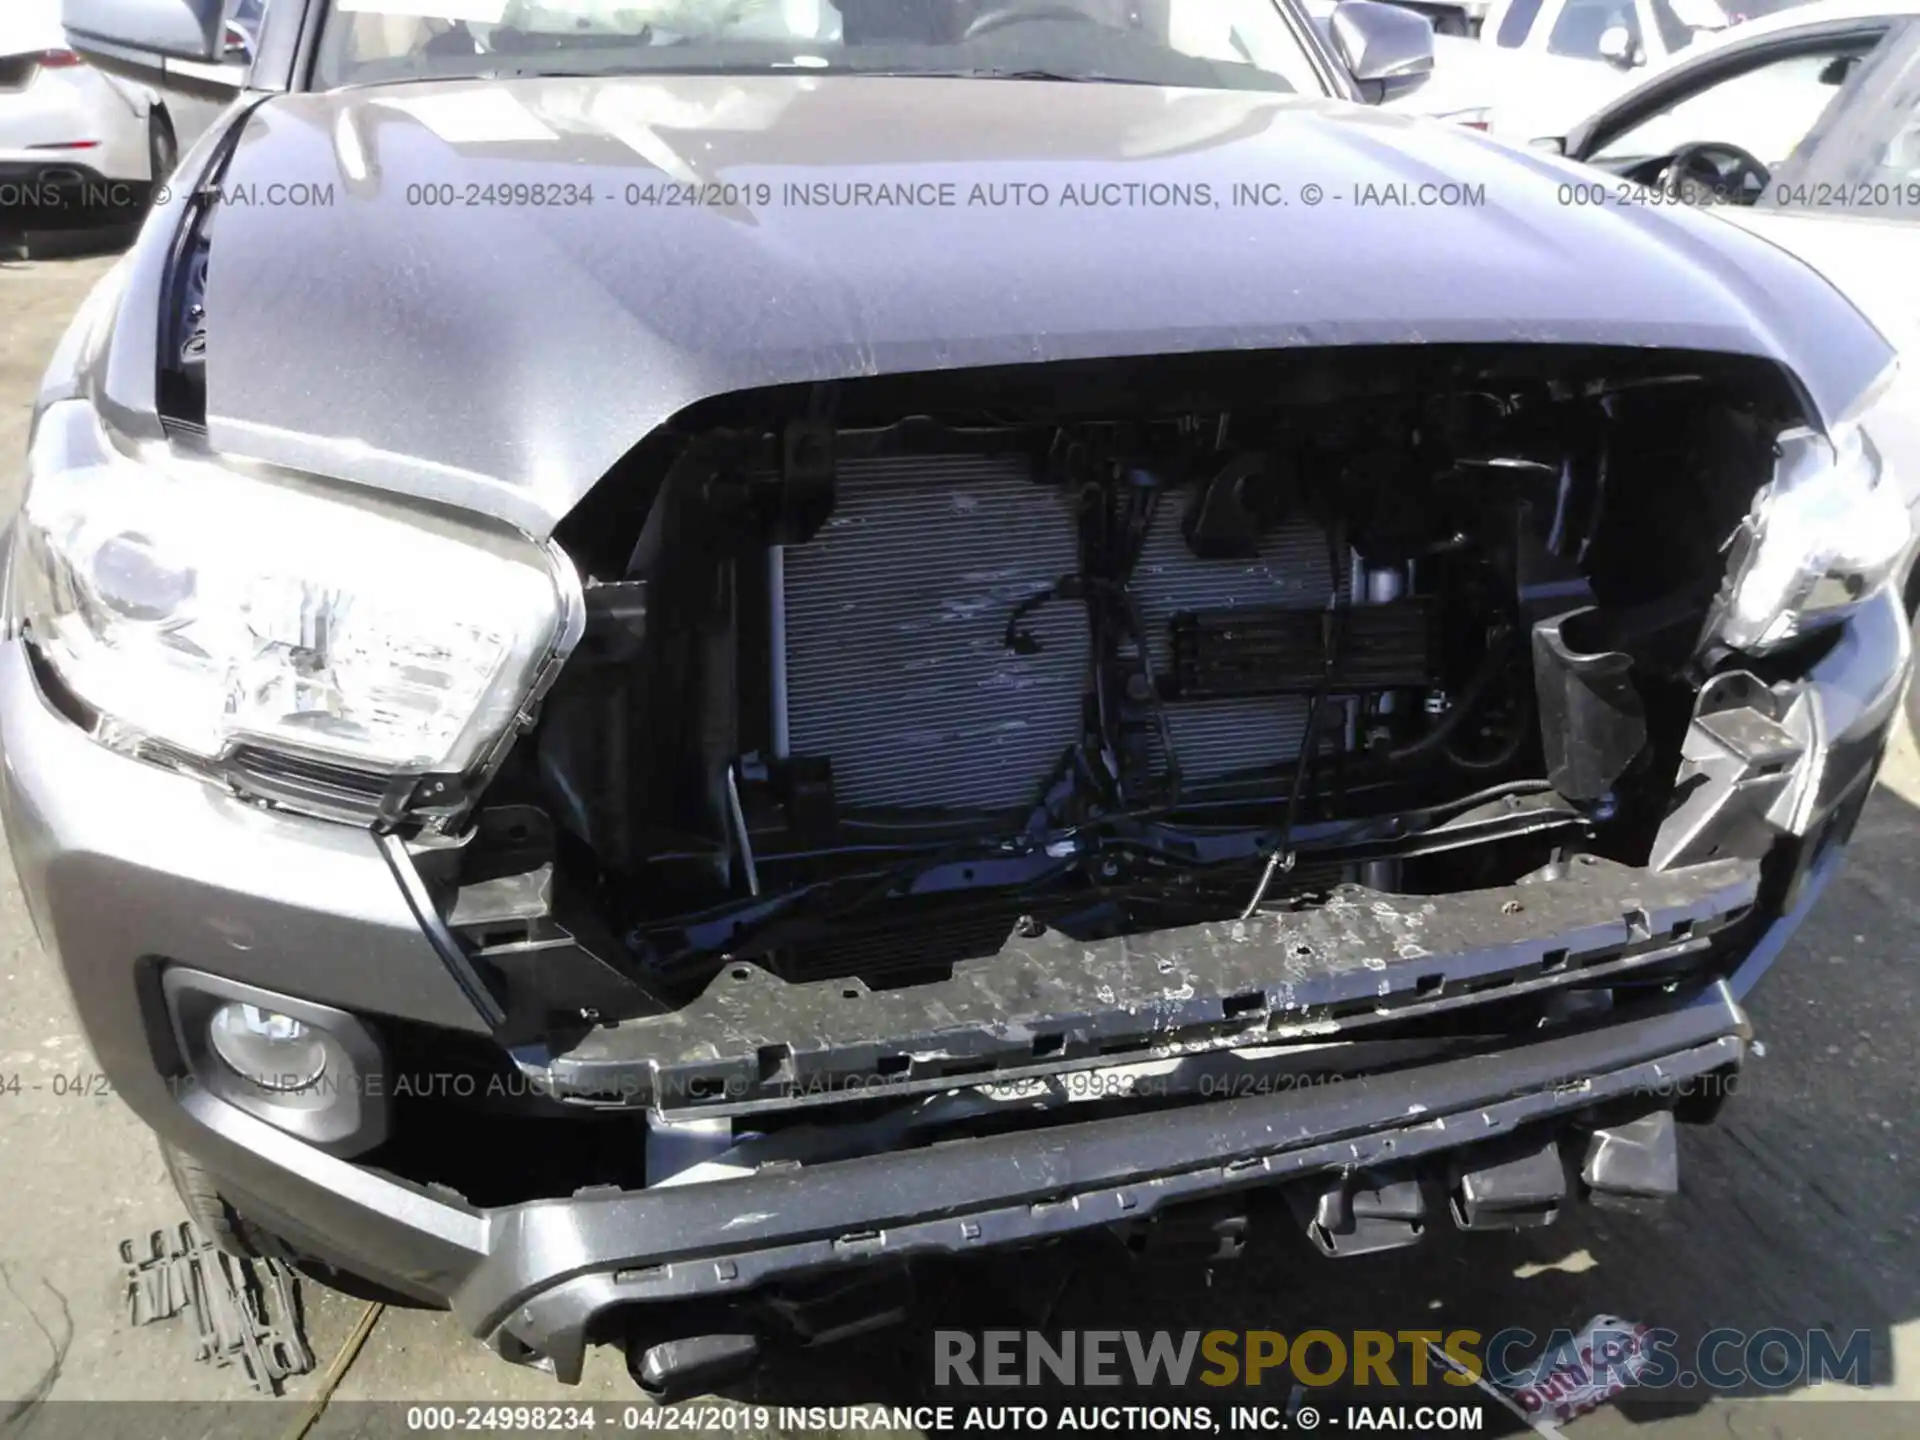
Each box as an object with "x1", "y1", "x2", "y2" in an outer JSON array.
[
  {"x1": 1716, "y1": 421, "x2": 1913, "y2": 654},
  {"x1": 10, "y1": 400, "x2": 578, "y2": 820}
]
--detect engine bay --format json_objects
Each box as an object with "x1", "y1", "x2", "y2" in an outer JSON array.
[{"x1": 435, "y1": 345, "x2": 1801, "y2": 1039}]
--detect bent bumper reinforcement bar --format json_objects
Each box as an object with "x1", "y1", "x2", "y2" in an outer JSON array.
[
  {"x1": 511, "y1": 855, "x2": 1758, "y2": 1118},
  {"x1": 473, "y1": 983, "x2": 1748, "y2": 1381}
]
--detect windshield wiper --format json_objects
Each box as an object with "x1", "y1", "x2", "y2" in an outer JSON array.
[
  {"x1": 476, "y1": 65, "x2": 633, "y2": 79},
  {"x1": 866, "y1": 67, "x2": 1157, "y2": 83},
  {"x1": 474, "y1": 63, "x2": 1158, "y2": 83}
]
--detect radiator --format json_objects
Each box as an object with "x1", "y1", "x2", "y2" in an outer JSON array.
[
  {"x1": 1130, "y1": 499, "x2": 1344, "y2": 781},
  {"x1": 776, "y1": 455, "x2": 1089, "y2": 812},
  {"x1": 774, "y1": 457, "x2": 1345, "y2": 812}
]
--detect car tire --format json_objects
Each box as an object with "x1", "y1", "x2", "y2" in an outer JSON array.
[
  {"x1": 1904, "y1": 578, "x2": 1920, "y2": 741},
  {"x1": 160, "y1": 1140, "x2": 279, "y2": 1258},
  {"x1": 147, "y1": 109, "x2": 178, "y2": 204},
  {"x1": 1907, "y1": 627, "x2": 1920, "y2": 741},
  {"x1": 160, "y1": 1140, "x2": 431, "y2": 1306}
]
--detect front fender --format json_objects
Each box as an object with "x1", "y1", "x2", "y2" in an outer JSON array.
[{"x1": 33, "y1": 257, "x2": 132, "y2": 420}]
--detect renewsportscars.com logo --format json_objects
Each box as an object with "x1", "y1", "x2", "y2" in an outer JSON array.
[{"x1": 932, "y1": 1325, "x2": 1871, "y2": 1396}]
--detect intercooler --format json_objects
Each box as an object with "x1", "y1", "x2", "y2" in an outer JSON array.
[
  {"x1": 1132, "y1": 500, "x2": 1344, "y2": 783},
  {"x1": 773, "y1": 455, "x2": 1346, "y2": 813}
]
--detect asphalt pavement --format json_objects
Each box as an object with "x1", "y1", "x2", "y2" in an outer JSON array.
[{"x1": 1, "y1": 245, "x2": 1916, "y2": 1438}]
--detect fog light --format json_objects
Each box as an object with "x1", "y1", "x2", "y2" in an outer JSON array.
[
  {"x1": 208, "y1": 1003, "x2": 329, "y2": 1093},
  {"x1": 165, "y1": 969, "x2": 386, "y2": 1154}
]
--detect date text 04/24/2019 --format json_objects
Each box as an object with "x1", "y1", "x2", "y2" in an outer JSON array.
[
  {"x1": 398, "y1": 1403, "x2": 1486, "y2": 1433},
  {"x1": 401, "y1": 1403, "x2": 1481, "y2": 1433}
]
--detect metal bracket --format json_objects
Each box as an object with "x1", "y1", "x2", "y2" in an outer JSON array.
[{"x1": 120, "y1": 1222, "x2": 315, "y2": 1395}]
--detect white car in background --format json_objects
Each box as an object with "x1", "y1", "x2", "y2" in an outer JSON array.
[
  {"x1": 1447, "y1": 0, "x2": 1736, "y2": 132},
  {"x1": 1, "y1": 0, "x2": 174, "y2": 227},
  {"x1": 2, "y1": 0, "x2": 251, "y2": 241},
  {"x1": 1314, "y1": 0, "x2": 1735, "y2": 127},
  {"x1": 1542, "y1": 0, "x2": 1920, "y2": 342},
  {"x1": 1544, "y1": 0, "x2": 1920, "y2": 719}
]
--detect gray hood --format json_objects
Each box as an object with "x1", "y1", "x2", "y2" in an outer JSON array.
[{"x1": 203, "y1": 74, "x2": 1891, "y2": 539}]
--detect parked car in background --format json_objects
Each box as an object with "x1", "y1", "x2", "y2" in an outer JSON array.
[
  {"x1": 1543, "y1": 0, "x2": 1918, "y2": 333},
  {"x1": 226, "y1": 0, "x2": 269, "y2": 59},
  {"x1": 2, "y1": 0, "x2": 251, "y2": 243},
  {"x1": 1, "y1": 0, "x2": 174, "y2": 233},
  {"x1": 1540, "y1": 0, "x2": 1920, "y2": 721},
  {"x1": 1388, "y1": 0, "x2": 1491, "y2": 35},
  {"x1": 1319, "y1": 0, "x2": 1736, "y2": 127},
  {"x1": 1722, "y1": 0, "x2": 1821, "y2": 18},
  {"x1": 1443, "y1": 0, "x2": 1735, "y2": 133}
]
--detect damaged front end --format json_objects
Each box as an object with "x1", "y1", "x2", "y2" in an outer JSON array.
[{"x1": 354, "y1": 344, "x2": 1903, "y2": 1384}]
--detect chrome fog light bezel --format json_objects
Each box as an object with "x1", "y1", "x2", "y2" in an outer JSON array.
[{"x1": 162, "y1": 967, "x2": 388, "y2": 1154}]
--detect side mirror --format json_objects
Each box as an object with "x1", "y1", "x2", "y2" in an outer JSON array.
[
  {"x1": 1530, "y1": 135, "x2": 1569, "y2": 155},
  {"x1": 63, "y1": 0, "x2": 242, "y2": 98},
  {"x1": 223, "y1": 23, "x2": 255, "y2": 63},
  {"x1": 64, "y1": 0, "x2": 224, "y2": 61},
  {"x1": 1597, "y1": 24, "x2": 1641, "y2": 67},
  {"x1": 1330, "y1": 0, "x2": 1437, "y2": 103}
]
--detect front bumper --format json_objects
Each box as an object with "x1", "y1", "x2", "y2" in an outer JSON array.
[{"x1": 0, "y1": 581, "x2": 1905, "y2": 1379}]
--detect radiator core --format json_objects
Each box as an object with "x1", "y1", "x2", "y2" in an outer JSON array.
[
  {"x1": 775, "y1": 457, "x2": 1345, "y2": 812},
  {"x1": 776, "y1": 456, "x2": 1089, "y2": 812}
]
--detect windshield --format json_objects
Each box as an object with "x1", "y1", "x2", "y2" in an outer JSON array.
[
  {"x1": 1764, "y1": 24, "x2": 1920, "y2": 218},
  {"x1": 314, "y1": 0, "x2": 1326, "y2": 92}
]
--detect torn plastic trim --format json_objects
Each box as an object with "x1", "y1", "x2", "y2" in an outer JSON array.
[
  {"x1": 1531, "y1": 607, "x2": 1648, "y2": 803},
  {"x1": 381, "y1": 829, "x2": 509, "y2": 1032},
  {"x1": 1651, "y1": 669, "x2": 1817, "y2": 872},
  {"x1": 472, "y1": 984, "x2": 1748, "y2": 1382},
  {"x1": 1725, "y1": 814, "x2": 1847, "y2": 1000},
  {"x1": 1651, "y1": 575, "x2": 1908, "y2": 875},
  {"x1": 631, "y1": 790, "x2": 1590, "y2": 982},
  {"x1": 510, "y1": 855, "x2": 1757, "y2": 1118}
]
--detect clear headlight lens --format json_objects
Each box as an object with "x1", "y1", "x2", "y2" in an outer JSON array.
[
  {"x1": 1719, "y1": 421, "x2": 1913, "y2": 653},
  {"x1": 13, "y1": 400, "x2": 572, "y2": 782}
]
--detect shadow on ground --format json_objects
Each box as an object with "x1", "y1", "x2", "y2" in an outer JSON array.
[{"x1": 0, "y1": 220, "x2": 138, "y2": 265}]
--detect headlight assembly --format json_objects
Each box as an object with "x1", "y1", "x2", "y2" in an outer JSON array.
[
  {"x1": 12, "y1": 400, "x2": 577, "y2": 813},
  {"x1": 1717, "y1": 413, "x2": 1914, "y2": 654}
]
